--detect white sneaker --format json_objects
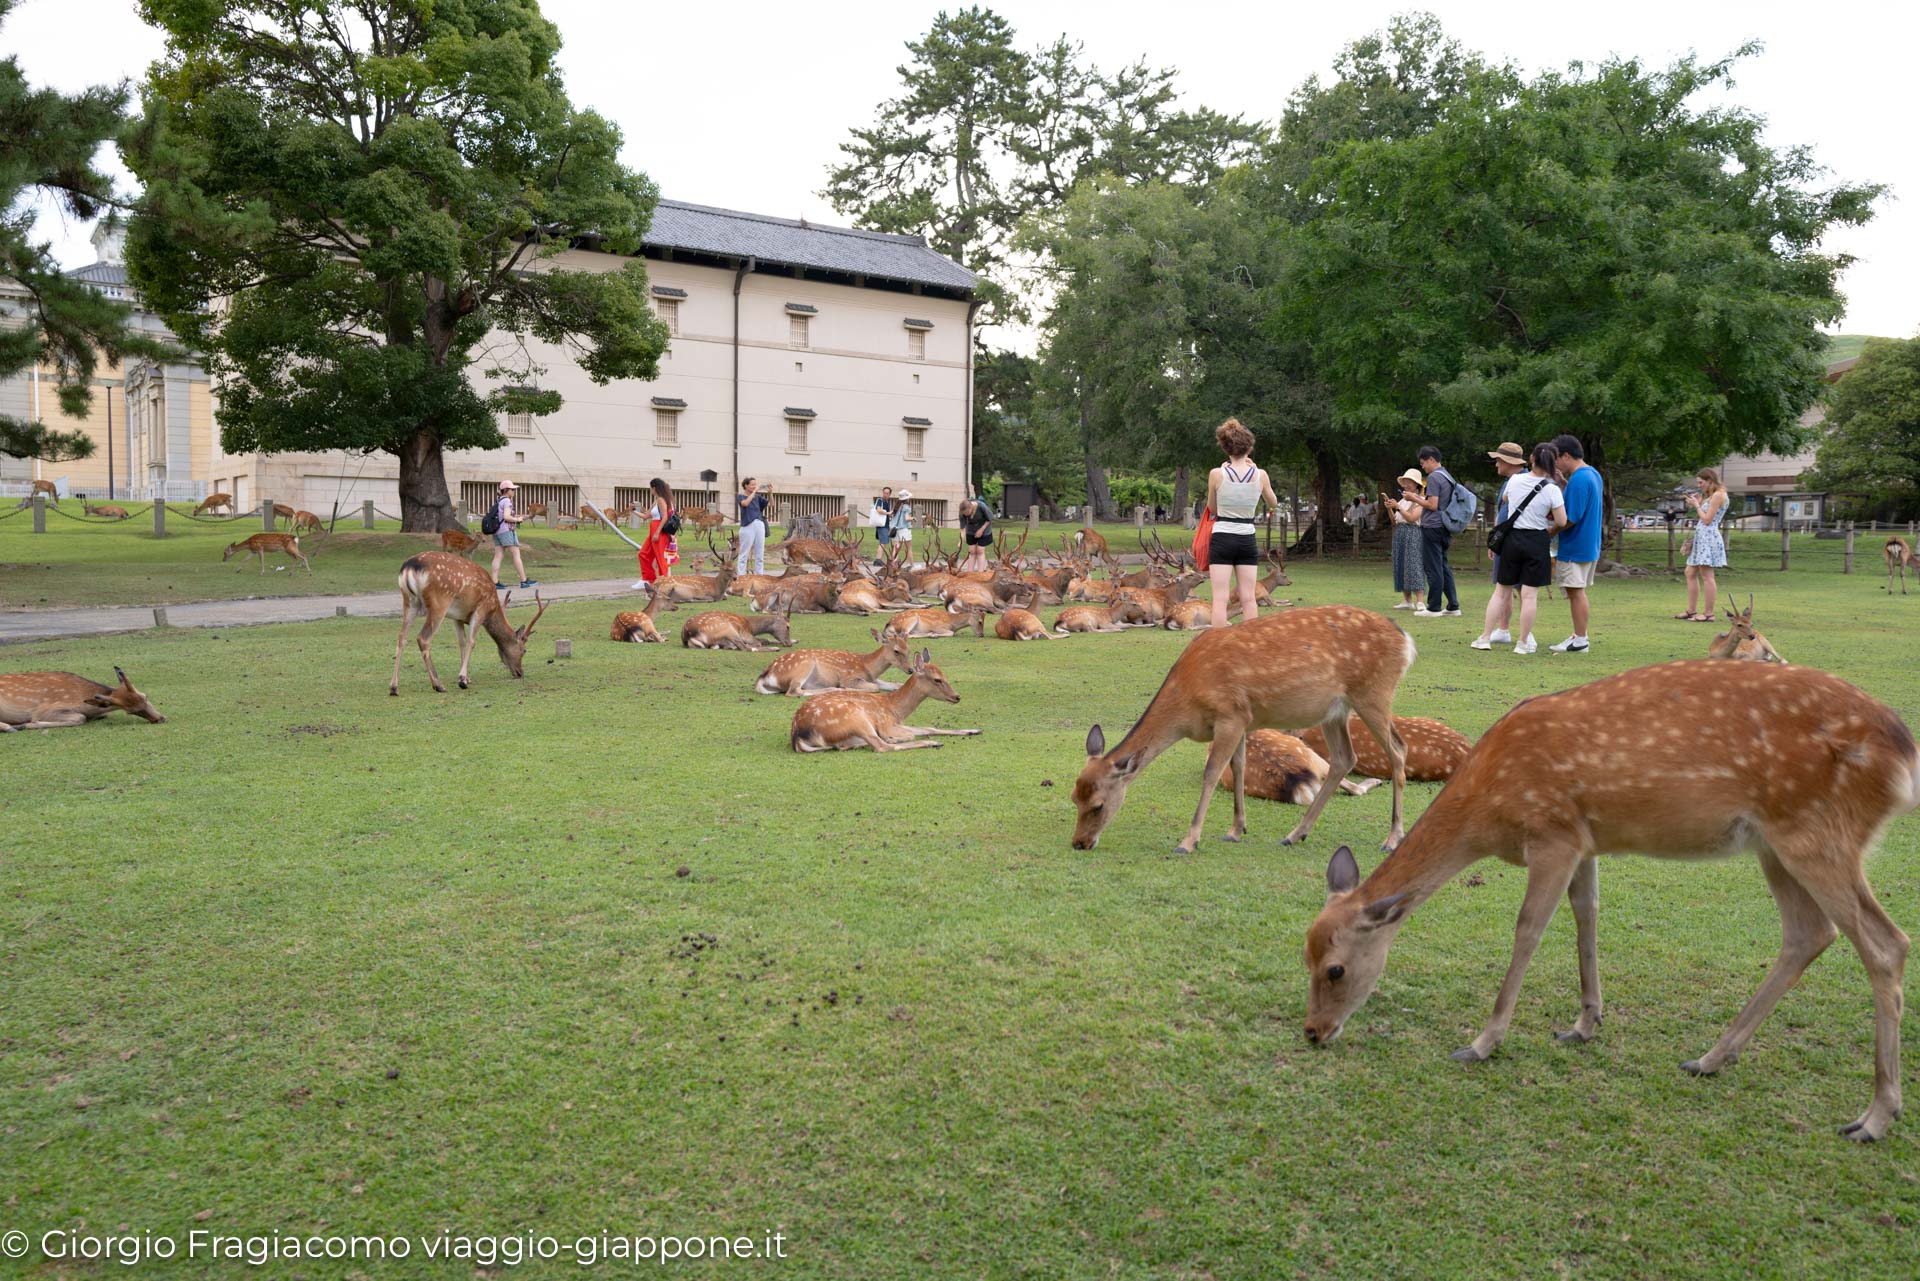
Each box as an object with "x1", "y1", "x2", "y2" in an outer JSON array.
[
  {"x1": 1513, "y1": 637, "x2": 1537, "y2": 655},
  {"x1": 1469, "y1": 636, "x2": 1493, "y2": 650},
  {"x1": 1442, "y1": 608, "x2": 1463, "y2": 617},
  {"x1": 1392, "y1": 601, "x2": 1414, "y2": 610},
  {"x1": 1550, "y1": 635, "x2": 1590, "y2": 653},
  {"x1": 1488, "y1": 629, "x2": 1512, "y2": 644},
  {"x1": 631, "y1": 579, "x2": 648, "y2": 590}
]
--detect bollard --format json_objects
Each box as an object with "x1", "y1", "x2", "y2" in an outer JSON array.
[
  {"x1": 554, "y1": 638, "x2": 573, "y2": 659},
  {"x1": 262, "y1": 500, "x2": 275, "y2": 531},
  {"x1": 1134, "y1": 505, "x2": 1146, "y2": 530},
  {"x1": 1028, "y1": 505, "x2": 1040, "y2": 532},
  {"x1": 1780, "y1": 524, "x2": 1790, "y2": 571},
  {"x1": 152, "y1": 607, "x2": 168, "y2": 628},
  {"x1": 336, "y1": 605, "x2": 348, "y2": 617},
  {"x1": 1352, "y1": 520, "x2": 1361, "y2": 555},
  {"x1": 362, "y1": 499, "x2": 375, "y2": 530},
  {"x1": 1667, "y1": 522, "x2": 1676, "y2": 573},
  {"x1": 31, "y1": 493, "x2": 45, "y2": 533},
  {"x1": 777, "y1": 502, "x2": 792, "y2": 530},
  {"x1": 153, "y1": 498, "x2": 166, "y2": 539},
  {"x1": 1845, "y1": 521, "x2": 1855, "y2": 574}
]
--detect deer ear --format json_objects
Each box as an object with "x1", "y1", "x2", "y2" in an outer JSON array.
[
  {"x1": 115, "y1": 666, "x2": 131, "y2": 688},
  {"x1": 1111, "y1": 751, "x2": 1142, "y2": 778},
  {"x1": 1362, "y1": 892, "x2": 1409, "y2": 926},
  {"x1": 1085, "y1": 724, "x2": 1106, "y2": 758},
  {"x1": 1327, "y1": 846, "x2": 1361, "y2": 897}
]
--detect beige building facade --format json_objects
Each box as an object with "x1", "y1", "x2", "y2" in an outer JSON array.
[
  {"x1": 212, "y1": 201, "x2": 979, "y2": 526},
  {"x1": 1716, "y1": 355, "x2": 1857, "y2": 526}
]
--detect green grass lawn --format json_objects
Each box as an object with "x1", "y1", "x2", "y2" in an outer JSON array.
[{"x1": 4, "y1": 560, "x2": 1919, "y2": 1277}]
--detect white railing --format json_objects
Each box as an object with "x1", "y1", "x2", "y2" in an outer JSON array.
[{"x1": 125, "y1": 480, "x2": 210, "y2": 502}]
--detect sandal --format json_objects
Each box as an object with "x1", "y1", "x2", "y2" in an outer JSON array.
[
  {"x1": 1673, "y1": 611, "x2": 1701, "y2": 621},
  {"x1": 1692, "y1": 614, "x2": 1715, "y2": 623}
]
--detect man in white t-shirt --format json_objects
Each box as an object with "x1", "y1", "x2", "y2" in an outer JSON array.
[{"x1": 1471, "y1": 442, "x2": 1566, "y2": 654}]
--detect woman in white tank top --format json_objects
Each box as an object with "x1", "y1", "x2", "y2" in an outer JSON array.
[{"x1": 1206, "y1": 418, "x2": 1280, "y2": 628}]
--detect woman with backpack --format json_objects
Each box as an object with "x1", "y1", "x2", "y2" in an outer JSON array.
[
  {"x1": 1205, "y1": 418, "x2": 1281, "y2": 628},
  {"x1": 485, "y1": 480, "x2": 536, "y2": 591},
  {"x1": 634, "y1": 476, "x2": 679, "y2": 589}
]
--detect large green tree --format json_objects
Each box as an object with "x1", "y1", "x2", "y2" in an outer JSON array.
[
  {"x1": 124, "y1": 0, "x2": 668, "y2": 530},
  {"x1": 1805, "y1": 338, "x2": 1920, "y2": 520},
  {"x1": 0, "y1": 0, "x2": 166, "y2": 462},
  {"x1": 1279, "y1": 44, "x2": 1881, "y2": 522}
]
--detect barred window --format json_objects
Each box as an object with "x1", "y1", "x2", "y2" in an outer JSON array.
[
  {"x1": 787, "y1": 419, "x2": 809, "y2": 453},
  {"x1": 904, "y1": 427, "x2": 926, "y2": 460},
  {"x1": 789, "y1": 313, "x2": 810, "y2": 349},
  {"x1": 655, "y1": 298, "x2": 679, "y2": 335},
  {"x1": 655, "y1": 409, "x2": 680, "y2": 446},
  {"x1": 908, "y1": 329, "x2": 926, "y2": 360}
]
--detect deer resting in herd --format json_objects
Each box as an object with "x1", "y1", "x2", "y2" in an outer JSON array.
[
  {"x1": 755, "y1": 629, "x2": 914, "y2": 696},
  {"x1": 1304, "y1": 661, "x2": 1920, "y2": 1142},
  {"x1": 389, "y1": 552, "x2": 548, "y2": 694},
  {"x1": 1052, "y1": 602, "x2": 1150, "y2": 634},
  {"x1": 1296, "y1": 715, "x2": 1471, "y2": 782},
  {"x1": 224, "y1": 533, "x2": 311, "y2": 574},
  {"x1": 789, "y1": 648, "x2": 980, "y2": 752},
  {"x1": 1706, "y1": 595, "x2": 1784, "y2": 664},
  {"x1": 884, "y1": 607, "x2": 985, "y2": 639},
  {"x1": 609, "y1": 585, "x2": 671, "y2": 643},
  {"x1": 1223, "y1": 731, "x2": 1380, "y2": 803},
  {"x1": 993, "y1": 586, "x2": 1053, "y2": 640},
  {"x1": 1072, "y1": 607, "x2": 1414, "y2": 855},
  {"x1": 681, "y1": 608, "x2": 794, "y2": 651},
  {"x1": 0, "y1": 667, "x2": 164, "y2": 731},
  {"x1": 440, "y1": 528, "x2": 484, "y2": 555}
]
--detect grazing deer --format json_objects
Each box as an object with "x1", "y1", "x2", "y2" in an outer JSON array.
[
  {"x1": 224, "y1": 532, "x2": 312, "y2": 575},
  {"x1": 610, "y1": 586, "x2": 671, "y2": 643},
  {"x1": 289, "y1": 510, "x2": 323, "y2": 534},
  {"x1": 789, "y1": 648, "x2": 980, "y2": 752},
  {"x1": 440, "y1": 528, "x2": 484, "y2": 555},
  {"x1": 755, "y1": 629, "x2": 915, "y2": 696},
  {"x1": 0, "y1": 667, "x2": 164, "y2": 731},
  {"x1": 580, "y1": 502, "x2": 606, "y2": 525},
  {"x1": 194, "y1": 492, "x2": 233, "y2": 516},
  {"x1": 1303, "y1": 661, "x2": 1920, "y2": 1142},
  {"x1": 1075, "y1": 527, "x2": 1108, "y2": 558},
  {"x1": 994, "y1": 587, "x2": 1053, "y2": 640},
  {"x1": 681, "y1": 607, "x2": 794, "y2": 651},
  {"x1": 686, "y1": 507, "x2": 727, "y2": 532},
  {"x1": 1707, "y1": 595, "x2": 1785, "y2": 664},
  {"x1": 884, "y1": 606, "x2": 986, "y2": 639},
  {"x1": 1296, "y1": 715, "x2": 1470, "y2": 782},
  {"x1": 271, "y1": 502, "x2": 297, "y2": 522},
  {"x1": 389, "y1": 552, "x2": 548, "y2": 694},
  {"x1": 1223, "y1": 731, "x2": 1380, "y2": 803},
  {"x1": 1886, "y1": 537, "x2": 1914, "y2": 595},
  {"x1": 1052, "y1": 602, "x2": 1150, "y2": 634},
  {"x1": 523, "y1": 502, "x2": 548, "y2": 519},
  {"x1": 1071, "y1": 607, "x2": 1414, "y2": 855},
  {"x1": 82, "y1": 500, "x2": 130, "y2": 520}
]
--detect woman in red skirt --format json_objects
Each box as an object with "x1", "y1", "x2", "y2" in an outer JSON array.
[{"x1": 634, "y1": 476, "x2": 678, "y2": 588}]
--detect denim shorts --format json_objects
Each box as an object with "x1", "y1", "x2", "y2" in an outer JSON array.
[{"x1": 494, "y1": 527, "x2": 519, "y2": 548}]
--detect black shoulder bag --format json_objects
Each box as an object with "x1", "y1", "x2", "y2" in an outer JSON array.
[{"x1": 1486, "y1": 480, "x2": 1549, "y2": 556}]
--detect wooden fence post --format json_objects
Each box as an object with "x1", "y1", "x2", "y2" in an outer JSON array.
[
  {"x1": 1351, "y1": 520, "x2": 1361, "y2": 555},
  {"x1": 1666, "y1": 521, "x2": 1675, "y2": 573},
  {"x1": 362, "y1": 500, "x2": 375, "y2": 529},
  {"x1": 1844, "y1": 521, "x2": 1855, "y2": 574},
  {"x1": 1780, "y1": 524, "x2": 1791, "y2": 572},
  {"x1": 31, "y1": 493, "x2": 46, "y2": 533},
  {"x1": 153, "y1": 499, "x2": 166, "y2": 539}
]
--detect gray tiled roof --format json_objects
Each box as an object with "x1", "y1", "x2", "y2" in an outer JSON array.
[
  {"x1": 784, "y1": 302, "x2": 818, "y2": 315},
  {"x1": 903, "y1": 317, "x2": 934, "y2": 329},
  {"x1": 651, "y1": 396, "x2": 688, "y2": 409},
  {"x1": 65, "y1": 261, "x2": 129, "y2": 287},
  {"x1": 645, "y1": 200, "x2": 976, "y2": 293},
  {"x1": 902, "y1": 416, "x2": 932, "y2": 426},
  {"x1": 783, "y1": 407, "x2": 817, "y2": 419},
  {"x1": 650, "y1": 285, "x2": 688, "y2": 298}
]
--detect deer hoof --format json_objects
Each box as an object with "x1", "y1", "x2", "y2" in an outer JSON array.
[
  {"x1": 1680, "y1": 1058, "x2": 1712, "y2": 1076},
  {"x1": 458, "y1": 677, "x2": 469, "y2": 689},
  {"x1": 388, "y1": 688, "x2": 397, "y2": 698},
  {"x1": 1553, "y1": 1029, "x2": 1591, "y2": 1044},
  {"x1": 1449, "y1": 1046, "x2": 1488, "y2": 1063}
]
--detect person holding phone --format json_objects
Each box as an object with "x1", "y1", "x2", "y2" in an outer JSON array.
[
  {"x1": 736, "y1": 478, "x2": 772, "y2": 576},
  {"x1": 1386, "y1": 471, "x2": 1426, "y2": 609},
  {"x1": 1472, "y1": 443, "x2": 1566, "y2": 654}
]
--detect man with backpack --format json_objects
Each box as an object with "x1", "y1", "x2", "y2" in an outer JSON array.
[
  {"x1": 1412, "y1": 445, "x2": 1473, "y2": 616},
  {"x1": 483, "y1": 480, "x2": 536, "y2": 591}
]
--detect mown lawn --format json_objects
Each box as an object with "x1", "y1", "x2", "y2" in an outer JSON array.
[{"x1": 3, "y1": 560, "x2": 1918, "y2": 1278}]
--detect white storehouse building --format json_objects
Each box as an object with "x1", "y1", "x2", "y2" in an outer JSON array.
[{"x1": 210, "y1": 200, "x2": 979, "y2": 527}]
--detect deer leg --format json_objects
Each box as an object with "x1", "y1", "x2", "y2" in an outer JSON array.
[
  {"x1": 1352, "y1": 700, "x2": 1408, "y2": 850},
  {"x1": 1179, "y1": 724, "x2": 1246, "y2": 855},
  {"x1": 1683, "y1": 845, "x2": 1834, "y2": 1077},
  {"x1": 389, "y1": 597, "x2": 416, "y2": 695},
  {"x1": 1554, "y1": 857, "x2": 1605, "y2": 1043},
  {"x1": 1222, "y1": 733, "x2": 1249, "y2": 842},
  {"x1": 13, "y1": 707, "x2": 92, "y2": 729},
  {"x1": 455, "y1": 618, "x2": 479, "y2": 689},
  {"x1": 898, "y1": 725, "x2": 981, "y2": 737},
  {"x1": 1338, "y1": 776, "x2": 1383, "y2": 796},
  {"x1": 1453, "y1": 842, "x2": 1581, "y2": 1062},
  {"x1": 861, "y1": 731, "x2": 938, "y2": 751},
  {"x1": 1283, "y1": 714, "x2": 1354, "y2": 847},
  {"x1": 415, "y1": 607, "x2": 449, "y2": 693}
]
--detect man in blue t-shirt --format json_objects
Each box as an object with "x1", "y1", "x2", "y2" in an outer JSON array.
[{"x1": 1549, "y1": 434, "x2": 1604, "y2": 653}]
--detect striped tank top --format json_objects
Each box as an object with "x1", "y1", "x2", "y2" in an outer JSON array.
[{"x1": 1216, "y1": 462, "x2": 1260, "y2": 534}]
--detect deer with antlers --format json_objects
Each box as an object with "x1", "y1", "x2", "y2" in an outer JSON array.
[
  {"x1": 655, "y1": 535, "x2": 736, "y2": 604},
  {"x1": 884, "y1": 606, "x2": 986, "y2": 639},
  {"x1": 1707, "y1": 595, "x2": 1785, "y2": 664},
  {"x1": 1296, "y1": 715, "x2": 1470, "y2": 782},
  {"x1": 81, "y1": 500, "x2": 131, "y2": 520},
  {"x1": 193, "y1": 492, "x2": 233, "y2": 516},
  {"x1": 224, "y1": 532, "x2": 312, "y2": 575},
  {"x1": 1304, "y1": 661, "x2": 1920, "y2": 1142},
  {"x1": 0, "y1": 667, "x2": 164, "y2": 731},
  {"x1": 681, "y1": 606, "x2": 794, "y2": 651},
  {"x1": 1225, "y1": 550, "x2": 1292, "y2": 617},
  {"x1": 609, "y1": 585, "x2": 672, "y2": 643},
  {"x1": 1072, "y1": 607, "x2": 1414, "y2": 855},
  {"x1": 1886, "y1": 537, "x2": 1914, "y2": 595},
  {"x1": 789, "y1": 648, "x2": 980, "y2": 752},
  {"x1": 1111, "y1": 573, "x2": 1206, "y2": 627},
  {"x1": 388, "y1": 552, "x2": 547, "y2": 694},
  {"x1": 755, "y1": 629, "x2": 914, "y2": 696},
  {"x1": 1051, "y1": 602, "x2": 1151, "y2": 634},
  {"x1": 753, "y1": 576, "x2": 838, "y2": 614}
]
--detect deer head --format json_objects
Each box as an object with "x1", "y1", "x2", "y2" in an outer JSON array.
[
  {"x1": 1264, "y1": 550, "x2": 1292, "y2": 586},
  {"x1": 86, "y1": 666, "x2": 166, "y2": 723},
  {"x1": 763, "y1": 608, "x2": 794, "y2": 646},
  {"x1": 1302, "y1": 846, "x2": 1411, "y2": 1045},
  {"x1": 222, "y1": 541, "x2": 246, "y2": 561},
  {"x1": 495, "y1": 591, "x2": 549, "y2": 677},
  {"x1": 1165, "y1": 572, "x2": 1206, "y2": 604},
  {"x1": 1071, "y1": 724, "x2": 1144, "y2": 849},
  {"x1": 907, "y1": 648, "x2": 960, "y2": 703},
  {"x1": 1708, "y1": 595, "x2": 1784, "y2": 664}
]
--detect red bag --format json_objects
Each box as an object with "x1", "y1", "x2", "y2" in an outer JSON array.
[{"x1": 1192, "y1": 508, "x2": 1216, "y2": 570}]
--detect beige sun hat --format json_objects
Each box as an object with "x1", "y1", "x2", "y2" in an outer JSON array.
[
  {"x1": 897, "y1": 489, "x2": 913, "y2": 501},
  {"x1": 1397, "y1": 468, "x2": 1425, "y2": 488},
  {"x1": 1487, "y1": 442, "x2": 1526, "y2": 468}
]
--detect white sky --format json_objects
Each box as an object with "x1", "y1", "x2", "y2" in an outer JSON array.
[{"x1": 6, "y1": 0, "x2": 1916, "y2": 343}]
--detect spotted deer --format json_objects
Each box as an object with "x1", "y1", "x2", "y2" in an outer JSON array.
[
  {"x1": 82, "y1": 500, "x2": 131, "y2": 520},
  {"x1": 1163, "y1": 599, "x2": 1214, "y2": 631},
  {"x1": 224, "y1": 533, "x2": 312, "y2": 574},
  {"x1": 752, "y1": 576, "x2": 837, "y2": 614},
  {"x1": 1051, "y1": 602, "x2": 1150, "y2": 634},
  {"x1": 1707, "y1": 595, "x2": 1785, "y2": 664},
  {"x1": 789, "y1": 648, "x2": 980, "y2": 752},
  {"x1": 440, "y1": 528, "x2": 485, "y2": 555},
  {"x1": 609, "y1": 586, "x2": 671, "y2": 643},
  {"x1": 1111, "y1": 573, "x2": 1205, "y2": 626},
  {"x1": 681, "y1": 608, "x2": 793, "y2": 651},
  {"x1": 656, "y1": 537, "x2": 735, "y2": 604},
  {"x1": 884, "y1": 606, "x2": 985, "y2": 639},
  {"x1": 1886, "y1": 537, "x2": 1914, "y2": 595},
  {"x1": 993, "y1": 586, "x2": 1053, "y2": 640},
  {"x1": 388, "y1": 552, "x2": 548, "y2": 694},
  {"x1": 193, "y1": 492, "x2": 233, "y2": 516},
  {"x1": 271, "y1": 502, "x2": 297, "y2": 522},
  {"x1": 1072, "y1": 607, "x2": 1414, "y2": 855},
  {"x1": 1223, "y1": 731, "x2": 1380, "y2": 803},
  {"x1": 833, "y1": 575, "x2": 914, "y2": 615},
  {"x1": 1303, "y1": 661, "x2": 1920, "y2": 1142},
  {"x1": 755, "y1": 629, "x2": 914, "y2": 696},
  {"x1": 0, "y1": 667, "x2": 164, "y2": 731},
  {"x1": 1226, "y1": 550, "x2": 1293, "y2": 616},
  {"x1": 1075, "y1": 527, "x2": 1109, "y2": 558},
  {"x1": 1296, "y1": 715, "x2": 1471, "y2": 782}
]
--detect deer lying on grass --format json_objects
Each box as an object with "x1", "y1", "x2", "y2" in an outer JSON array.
[
  {"x1": 1886, "y1": 538, "x2": 1914, "y2": 595},
  {"x1": 776, "y1": 535, "x2": 851, "y2": 571},
  {"x1": 1164, "y1": 600, "x2": 1214, "y2": 630},
  {"x1": 0, "y1": 667, "x2": 164, "y2": 731},
  {"x1": 1111, "y1": 573, "x2": 1205, "y2": 626},
  {"x1": 1072, "y1": 607, "x2": 1414, "y2": 855},
  {"x1": 224, "y1": 533, "x2": 312, "y2": 574},
  {"x1": 1051, "y1": 602, "x2": 1150, "y2": 634},
  {"x1": 656, "y1": 537, "x2": 735, "y2": 604},
  {"x1": 1222, "y1": 731, "x2": 1379, "y2": 803},
  {"x1": 1304, "y1": 660, "x2": 1920, "y2": 1142},
  {"x1": 833, "y1": 576, "x2": 913, "y2": 615},
  {"x1": 1296, "y1": 715, "x2": 1471, "y2": 783},
  {"x1": 1226, "y1": 550, "x2": 1293, "y2": 616},
  {"x1": 753, "y1": 576, "x2": 837, "y2": 614},
  {"x1": 193, "y1": 492, "x2": 233, "y2": 516},
  {"x1": 609, "y1": 587, "x2": 671, "y2": 643},
  {"x1": 993, "y1": 587, "x2": 1053, "y2": 640},
  {"x1": 1707, "y1": 595, "x2": 1785, "y2": 664},
  {"x1": 440, "y1": 528, "x2": 484, "y2": 555},
  {"x1": 681, "y1": 607, "x2": 793, "y2": 651},
  {"x1": 289, "y1": 510, "x2": 323, "y2": 534},
  {"x1": 755, "y1": 629, "x2": 914, "y2": 696},
  {"x1": 789, "y1": 648, "x2": 980, "y2": 752},
  {"x1": 81, "y1": 500, "x2": 131, "y2": 519},
  {"x1": 388, "y1": 552, "x2": 547, "y2": 694},
  {"x1": 883, "y1": 606, "x2": 985, "y2": 639}
]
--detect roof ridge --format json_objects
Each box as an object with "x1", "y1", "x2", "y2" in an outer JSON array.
[{"x1": 657, "y1": 199, "x2": 931, "y2": 249}]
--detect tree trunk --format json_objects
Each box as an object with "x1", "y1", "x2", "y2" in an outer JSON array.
[
  {"x1": 1079, "y1": 393, "x2": 1117, "y2": 521},
  {"x1": 1307, "y1": 436, "x2": 1344, "y2": 533},
  {"x1": 1172, "y1": 464, "x2": 1190, "y2": 519},
  {"x1": 397, "y1": 428, "x2": 460, "y2": 532}
]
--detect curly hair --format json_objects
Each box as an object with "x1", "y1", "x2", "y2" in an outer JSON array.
[{"x1": 1215, "y1": 417, "x2": 1255, "y2": 459}]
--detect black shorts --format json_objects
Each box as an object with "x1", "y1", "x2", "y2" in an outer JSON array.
[
  {"x1": 1494, "y1": 527, "x2": 1552, "y2": 588},
  {"x1": 1208, "y1": 531, "x2": 1259, "y2": 567},
  {"x1": 965, "y1": 528, "x2": 993, "y2": 547}
]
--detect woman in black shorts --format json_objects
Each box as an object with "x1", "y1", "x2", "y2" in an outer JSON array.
[
  {"x1": 960, "y1": 499, "x2": 994, "y2": 572},
  {"x1": 1474, "y1": 442, "x2": 1567, "y2": 656},
  {"x1": 1206, "y1": 418, "x2": 1281, "y2": 628}
]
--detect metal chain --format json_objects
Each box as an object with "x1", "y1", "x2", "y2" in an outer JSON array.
[
  {"x1": 42, "y1": 503, "x2": 157, "y2": 524},
  {"x1": 161, "y1": 504, "x2": 251, "y2": 524}
]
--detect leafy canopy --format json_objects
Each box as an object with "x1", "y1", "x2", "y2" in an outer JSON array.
[{"x1": 1805, "y1": 338, "x2": 1920, "y2": 519}]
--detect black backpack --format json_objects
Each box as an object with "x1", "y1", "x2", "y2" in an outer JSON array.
[
  {"x1": 480, "y1": 498, "x2": 504, "y2": 536},
  {"x1": 660, "y1": 507, "x2": 681, "y2": 538}
]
